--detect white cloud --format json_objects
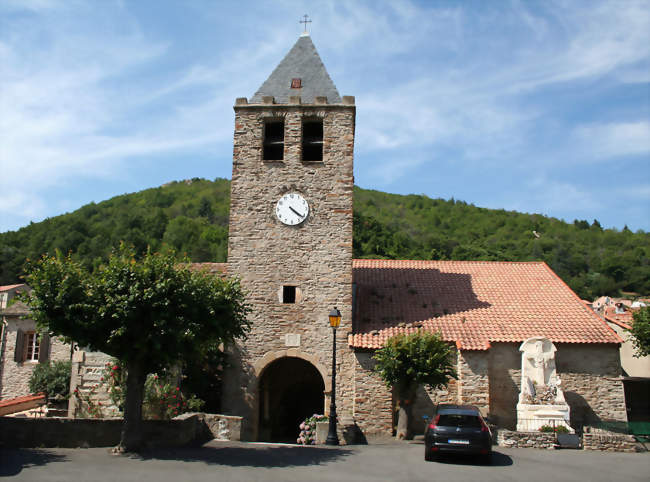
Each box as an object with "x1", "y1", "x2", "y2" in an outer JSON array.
[
  {"x1": 0, "y1": 0, "x2": 648, "y2": 231},
  {"x1": 572, "y1": 121, "x2": 650, "y2": 160}
]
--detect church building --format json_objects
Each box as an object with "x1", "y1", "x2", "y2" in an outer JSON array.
[{"x1": 219, "y1": 32, "x2": 627, "y2": 442}]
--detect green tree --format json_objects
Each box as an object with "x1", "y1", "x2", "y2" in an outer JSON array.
[
  {"x1": 630, "y1": 306, "x2": 650, "y2": 358},
  {"x1": 23, "y1": 245, "x2": 250, "y2": 452},
  {"x1": 373, "y1": 331, "x2": 457, "y2": 440}
]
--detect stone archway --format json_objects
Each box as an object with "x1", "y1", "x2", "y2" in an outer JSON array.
[{"x1": 257, "y1": 355, "x2": 326, "y2": 442}]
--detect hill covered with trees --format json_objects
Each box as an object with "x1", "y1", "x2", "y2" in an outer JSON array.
[{"x1": 1, "y1": 178, "x2": 648, "y2": 300}]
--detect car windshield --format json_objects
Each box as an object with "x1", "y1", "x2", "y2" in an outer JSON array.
[{"x1": 437, "y1": 414, "x2": 482, "y2": 427}]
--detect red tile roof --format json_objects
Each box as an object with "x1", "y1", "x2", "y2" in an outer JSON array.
[
  {"x1": 349, "y1": 260, "x2": 622, "y2": 350},
  {"x1": 602, "y1": 306, "x2": 634, "y2": 330},
  {"x1": 0, "y1": 284, "x2": 24, "y2": 292},
  {"x1": 0, "y1": 393, "x2": 45, "y2": 408},
  {"x1": 187, "y1": 263, "x2": 228, "y2": 276}
]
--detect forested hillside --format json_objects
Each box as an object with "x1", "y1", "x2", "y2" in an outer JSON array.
[{"x1": 1, "y1": 178, "x2": 648, "y2": 300}]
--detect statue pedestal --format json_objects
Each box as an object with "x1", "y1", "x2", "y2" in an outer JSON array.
[{"x1": 516, "y1": 403, "x2": 572, "y2": 432}]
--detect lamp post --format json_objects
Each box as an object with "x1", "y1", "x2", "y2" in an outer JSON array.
[{"x1": 326, "y1": 306, "x2": 341, "y2": 445}]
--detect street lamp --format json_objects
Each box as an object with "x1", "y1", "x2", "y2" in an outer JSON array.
[{"x1": 326, "y1": 306, "x2": 341, "y2": 445}]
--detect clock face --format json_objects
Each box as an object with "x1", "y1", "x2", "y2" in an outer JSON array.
[{"x1": 276, "y1": 193, "x2": 309, "y2": 225}]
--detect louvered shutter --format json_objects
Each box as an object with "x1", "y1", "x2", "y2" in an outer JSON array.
[
  {"x1": 14, "y1": 329, "x2": 24, "y2": 362},
  {"x1": 38, "y1": 333, "x2": 50, "y2": 363}
]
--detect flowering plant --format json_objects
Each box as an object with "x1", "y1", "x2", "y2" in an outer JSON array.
[
  {"x1": 539, "y1": 424, "x2": 569, "y2": 433},
  {"x1": 297, "y1": 414, "x2": 328, "y2": 445},
  {"x1": 98, "y1": 359, "x2": 203, "y2": 419}
]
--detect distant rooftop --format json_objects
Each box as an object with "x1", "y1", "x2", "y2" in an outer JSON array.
[{"x1": 250, "y1": 34, "x2": 341, "y2": 104}]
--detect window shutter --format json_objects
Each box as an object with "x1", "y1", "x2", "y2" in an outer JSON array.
[
  {"x1": 38, "y1": 333, "x2": 50, "y2": 363},
  {"x1": 14, "y1": 329, "x2": 24, "y2": 362}
]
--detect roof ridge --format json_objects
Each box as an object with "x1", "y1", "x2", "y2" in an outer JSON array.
[{"x1": 352, "y1": 259, "x2": 548, "y2": 265}]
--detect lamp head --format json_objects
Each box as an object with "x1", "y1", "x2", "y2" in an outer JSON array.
[{"x1": 328, "y1": 307, "x2": 341, "y2": 328}]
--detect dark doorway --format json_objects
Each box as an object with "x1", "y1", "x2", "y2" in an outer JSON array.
[
  {"x1": 623, "y1": 378, "x2": 650, "y2": 422},
  {"x1": 258, "y1": 357, "x2": 325, "y2": 442}
]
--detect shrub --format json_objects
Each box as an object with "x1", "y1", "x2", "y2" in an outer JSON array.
[
  {"x1": 28, "y1": 360, "x2": 71, "y2": 400},
  {"x1": 539, "y1": 424, "x2": 569, "y2": 433},
  {"x1": 297, "y1": 414, "x2": 328, "y2": 445}
]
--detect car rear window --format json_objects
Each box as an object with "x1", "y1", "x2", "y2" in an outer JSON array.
[{"x1": 437, "y1": 414, "x2": 482, "y2": 427}]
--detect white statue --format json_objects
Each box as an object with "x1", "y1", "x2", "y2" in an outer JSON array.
[
  {"x1": 217, "y1": 419, "x2": 230, "y2": 440},
  {"x1": 516, "y1": 336, "x2": 571, "y2": 432}
]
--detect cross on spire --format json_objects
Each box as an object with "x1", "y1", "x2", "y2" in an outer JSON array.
[{"x1": 300, "y1": 14, "x2": 312, "y2": 34}]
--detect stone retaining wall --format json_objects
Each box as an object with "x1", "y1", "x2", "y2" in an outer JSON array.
[
  {"x1": 0, "y1": 412, "x2": 242, "y2": 448},
  {"x1": 496, "y1": 429, "x2": 556, "y2": 449},
  {"x1": 583, "y1": 427, "x2": 638, "y2": 452}
]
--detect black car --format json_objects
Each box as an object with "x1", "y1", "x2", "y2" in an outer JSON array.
[{"x1": 424, "y1": 404, "x2": 492, "y2": 462}]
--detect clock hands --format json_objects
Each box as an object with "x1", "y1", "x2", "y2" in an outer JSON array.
[{"x1": 289, "y1": 206, "x2": 304, "y2": 218}]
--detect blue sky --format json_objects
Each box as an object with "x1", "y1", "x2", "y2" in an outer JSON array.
[{"x1": 1, "y1": 0, "x2": 648, "y2": 233}]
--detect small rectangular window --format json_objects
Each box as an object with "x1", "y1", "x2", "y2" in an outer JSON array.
[
  {"x1": 282, "y1": 286, "x2": 296, "y2": 304},
  {"x1": 302, "y1": 120, "x2": 323, "y2": 161},
  {"x1": 25, "y1": 332, "x2": 40, "y2": 362},
  {"x1": 263, "y1": 120, "x2": 284, "y2": 161}
]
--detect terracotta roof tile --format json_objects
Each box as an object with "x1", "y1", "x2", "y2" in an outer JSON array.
[
  {"x1": 602, "y1": 306, "x2": 634, "y2": 330},
  {"x1": 0, "y1": 284, "x2": 24, "y2": 292},
  {"x1": 349, "y1": 260, "x2": 622, "y2": 350},
  {"x1": 0, "y1": 393, "x2": 46, "y2": 409},
  {"x1": 186, "y1": 263, "x2": 228, "y2": 276}
]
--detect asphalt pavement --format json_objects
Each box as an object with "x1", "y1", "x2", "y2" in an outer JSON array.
[{"x1": 1, "y1": 439, "x2": 648, "y2": 482}]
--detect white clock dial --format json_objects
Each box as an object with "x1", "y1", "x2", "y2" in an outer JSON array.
[{"x1": 275, "y1": 193, "x2": 309, "y2": 225}]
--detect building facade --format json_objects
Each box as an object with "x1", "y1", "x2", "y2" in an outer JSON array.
[
  {"x1": 222, "y1": 32, "x2": 356, "y2": 441},
  {"x1": 220, "y1": 34, "x2": 628, "y2": 441},
  {"x1": 0, "y1": 285, "x2": 69, "y2": 401}
]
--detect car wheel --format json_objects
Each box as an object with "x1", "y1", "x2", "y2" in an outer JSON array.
[{"x1": 424, "y1": 446, "x2": 435, "y2": 462}]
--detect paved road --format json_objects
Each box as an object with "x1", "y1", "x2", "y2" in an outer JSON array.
[{"x1": 1, "y1": 440, "x2": 648, "y2": 482}]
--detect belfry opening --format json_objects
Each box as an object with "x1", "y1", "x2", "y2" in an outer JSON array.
[{"x1": 258, "y1": 357, "x2": 325, "y2": 442}]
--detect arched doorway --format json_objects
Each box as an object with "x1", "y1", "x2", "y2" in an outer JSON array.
[{"x1": 258, "y1": 357, "x2": 325, "y2": 442}]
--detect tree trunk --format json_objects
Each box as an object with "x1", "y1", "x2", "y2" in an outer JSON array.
[
  {"x1": 118, "y1": 361, "x2": 146, "y2": 452},
  {"x1": 395, "y1": 385, "x2": 418, "y2": 440}
]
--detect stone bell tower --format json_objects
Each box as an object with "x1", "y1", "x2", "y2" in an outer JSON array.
[{"x1": 222, "y1": 31, "x2": 355, "y2": 441}]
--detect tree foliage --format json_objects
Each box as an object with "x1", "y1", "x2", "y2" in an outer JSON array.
[
  {"x1": 373, "y1": 331, "x2": 457, "y2": 439},
  {"x1": 373, "y1": 331, "x2": 457, "y2": 395},
  {"x1": 22, "y1": 245, "x2": 250, "y2": 451},
  {"x1": 1, "y1": 179, "x2": 648, "y2": 301},
  {"x1": 630, "y1": 307, "x2": 650, "y2": 358}
]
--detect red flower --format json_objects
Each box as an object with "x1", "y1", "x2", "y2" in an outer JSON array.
[{"x1": 112, "y1": 365, "x2": 119, "y2": 371}]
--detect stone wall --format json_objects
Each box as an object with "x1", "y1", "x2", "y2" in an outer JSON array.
[
  {"x1": 488, "y1": 343, "x2": 521, "y2": 429},
  {"x1": 0, "y1": 317, "x2": 69, "y2": 400},
  {"x1": 496, "y1": 429, "x2": 556, "y2": 449},
  {"x1": 223, "y1": 99, "x2": 356, "y2": 441},
  {"x1": 582, "y1": 427, "x2": 638, "y2": 452},
  {"x1": 354, "y1": 348, "x2": 462, "y2": 438},
  {"x1": 458, "y1": 350, "x2": 489, "y2": 414},
  {"x1": 352, "y1": 351, "x2": 392, "y2": 438},
  {"x1": 555, "y1": 344, "x2": 627, "y2": 426},
  {"x1": 0, "y1": 412, "x2": 242, "y2": 448}
]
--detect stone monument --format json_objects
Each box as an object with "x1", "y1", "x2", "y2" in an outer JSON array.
[{"x1": 516, "y1": 337, "x2": 572, "y2": 432}]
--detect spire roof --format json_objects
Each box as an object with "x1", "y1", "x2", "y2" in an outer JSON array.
[{"x1": 250, "y1": 34, "x2": 341, "y2": 104}]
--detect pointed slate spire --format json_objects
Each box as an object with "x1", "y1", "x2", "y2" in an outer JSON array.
[{"x1": 250, "y1": 33, "x2": 341, "y2": 104}]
